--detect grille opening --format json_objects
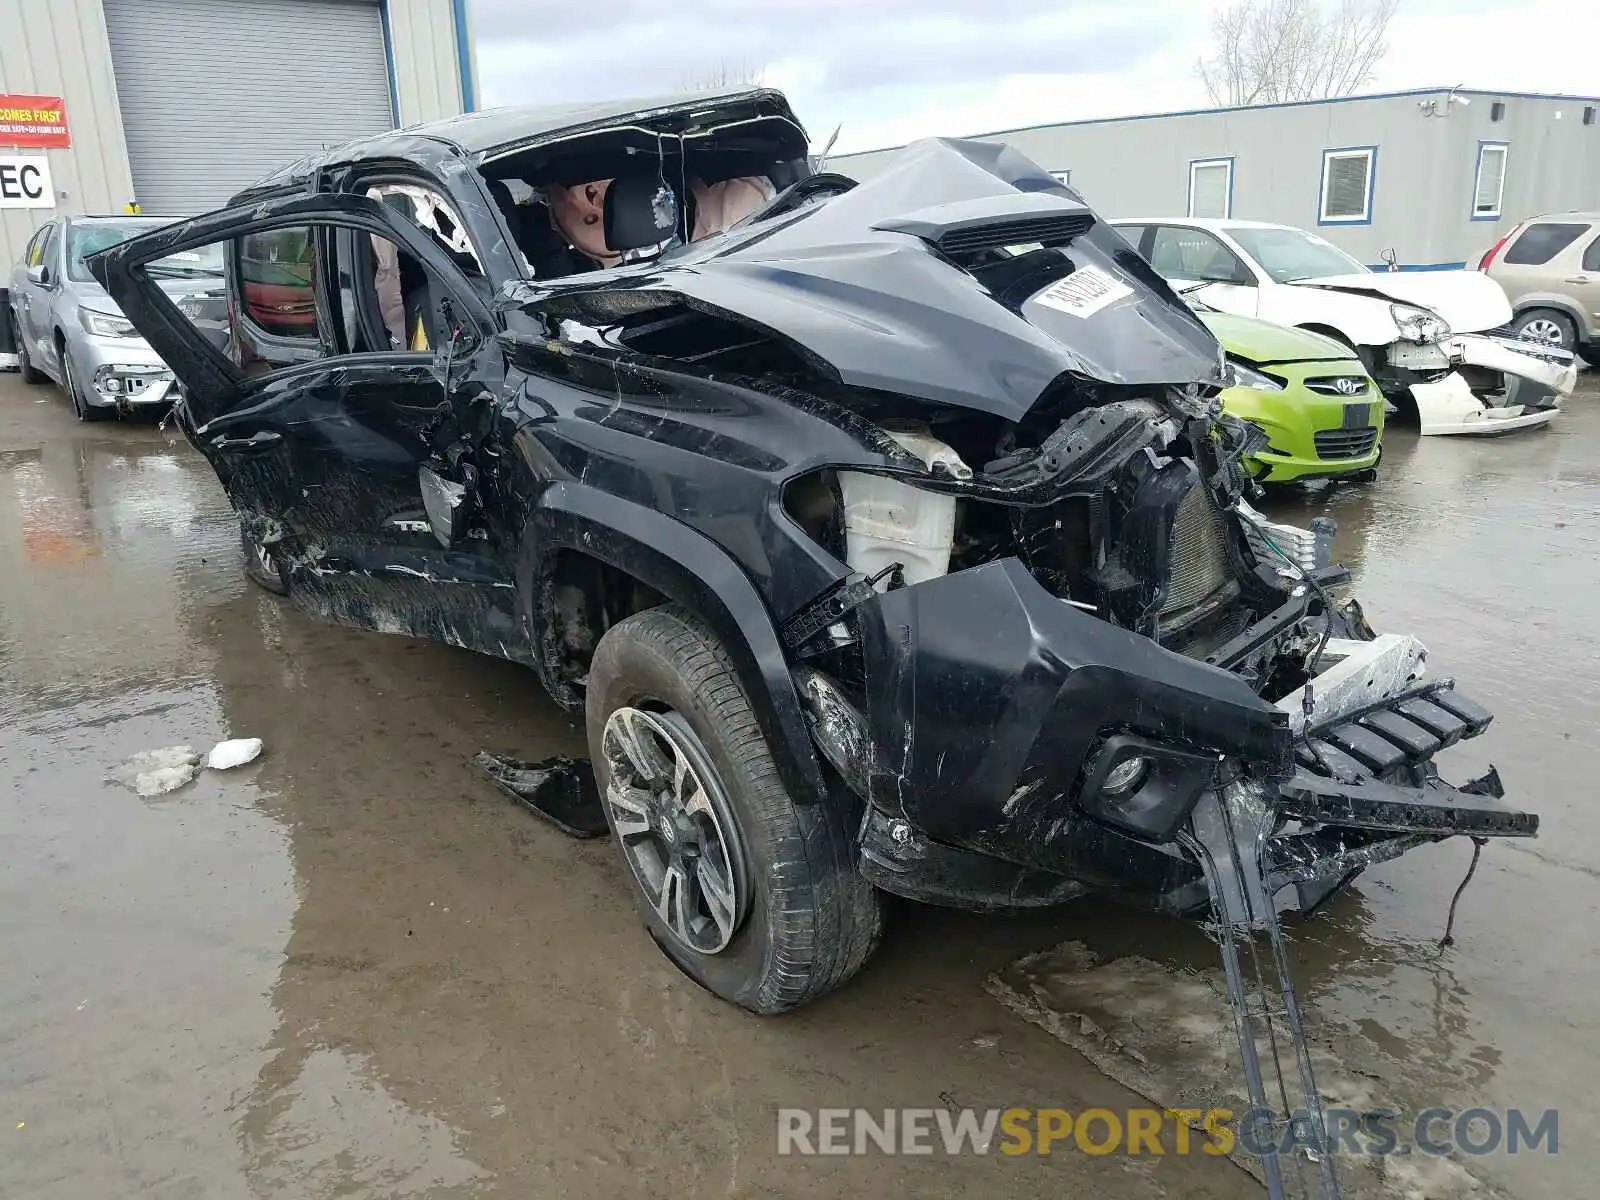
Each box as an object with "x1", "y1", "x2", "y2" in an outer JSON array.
[{"x1": 1314, "y1": 428, "x2": 1379, "y2": 459}]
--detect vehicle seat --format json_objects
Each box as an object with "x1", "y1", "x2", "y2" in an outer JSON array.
[
  {"x1": 1199, "y1": 246, "x2": 1239, "y2": 281},
  {"x1": 486, "y1": 178, "x2": 537, "y2": 271},
  {"x1": 603, "y1": 170, "x2": 679, "y2": 256},
  {"x1": 489, "y1": 176, "x2": 591, "y2": 280}
]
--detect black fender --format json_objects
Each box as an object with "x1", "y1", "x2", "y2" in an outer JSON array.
[{"x1": 521, "y1": 480, "x2": 831, "y2": 807}]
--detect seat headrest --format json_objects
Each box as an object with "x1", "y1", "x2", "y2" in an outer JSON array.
[
  {"x1": 603, "y1": 172, "x2": 679, "y2": 253},
  {"x1": 485, "y1": 177, "x2": 516, "y2": 214}
]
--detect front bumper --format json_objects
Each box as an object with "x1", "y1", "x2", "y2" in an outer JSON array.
[
  {"x1": 1411, "y1": 371, "x2": 1558, "y2": 436},
  {"x1": 1388, "y1": 333, "x2": 1573, "y2": 435},
  {"x1": 1222, "y1": 385, "x2": 1384, "y2": 483},
  {"x1": 73, "y1": 334, "x2": 176, "y2": 409},
  {"x1": 825, "y1": 558, "x2": 1534, "y2": 913},
  {"x1": 1453, "y1": 331, "x2": 1578, "y2": 400}
]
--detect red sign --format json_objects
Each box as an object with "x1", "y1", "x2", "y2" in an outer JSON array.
[{"x1": 0, "y1": 94, "x2": 70, "y2": 149}]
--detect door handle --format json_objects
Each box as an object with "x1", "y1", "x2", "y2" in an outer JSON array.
[
  {"x1": 1564, "y1": 276, "x2": 1590, "y2": 284},
  {"x1": 210, "y1": 430, "x2": 282, "y2": 452}
]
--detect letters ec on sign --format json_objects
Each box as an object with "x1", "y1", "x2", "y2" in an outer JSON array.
[{"x1": 0, "y1": 155, "x2": 55, "y2": 209}]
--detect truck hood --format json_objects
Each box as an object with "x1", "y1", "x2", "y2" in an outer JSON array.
[
  {"x1": 1294, "y1": 270, "x2": 1512, "y2": 334},
  {"x1": 506, "y1": 137, "x2": 1229, "y2": 422}
]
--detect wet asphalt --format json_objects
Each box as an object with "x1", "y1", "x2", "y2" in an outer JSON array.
[{"x1": 2, "y1": 370, "x2": 1595, "y2": 1199}]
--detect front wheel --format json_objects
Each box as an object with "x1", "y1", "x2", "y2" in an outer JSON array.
[
  {"x1": 241, "y1": 524, "x2": 290, "y2": 595},
  {"x1": 61, "y1": 347, "x2": 103, "y2": 422},
  {"x1": 586, "y1": 605, "x2": 882, "y2": 1014},
  {"x1": 12, "y1": 312, "x2": 45, "y2": 384}
]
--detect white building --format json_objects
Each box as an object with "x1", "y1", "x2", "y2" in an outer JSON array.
[
  {"x1": 1, "y1": 0, "x2": 478, "y2": 358},
  {"x1": 833, "y1": 88, "x2": 1600, "y2": 272}
]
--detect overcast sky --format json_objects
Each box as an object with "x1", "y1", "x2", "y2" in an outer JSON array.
[{"x1": 472, "y1": 0, "x2": 1596, "y2": 154}]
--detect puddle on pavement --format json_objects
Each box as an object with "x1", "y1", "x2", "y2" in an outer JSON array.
[
  {"x1": 240, "y1": 1048, "x2": 490, "y2": 1196},
  {"x1": 0, "y1": 416, "x2": 491, "y2": 1198},
  {"x1": 991, "y1": 941, "x2": 1496, "y2": 1199},
  {"x1": 3, "y1": 384, "x2": 1597, "y2": 1198}
]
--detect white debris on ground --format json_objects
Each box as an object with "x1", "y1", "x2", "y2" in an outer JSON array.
[
  {"x1": 108, "y1": 737, "x2": 264, "y2": 796},
  {"x1": 207, "y1": 737, "x2": 263, "y2": 770},
  {"x1": 107, "y1": 746, "x2": 203, "y2": 797},
  {"x1": 987, "y1": 941, "x2": 1503, "y2": 1200}
]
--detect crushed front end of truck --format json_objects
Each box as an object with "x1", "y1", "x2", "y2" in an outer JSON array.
[
  {"x1": 778, "y1": 386, "x2": 1533, "y2": 1199},
  {"x1": 511, "y1": 131, "x2": 1537, "y2": 1198}
]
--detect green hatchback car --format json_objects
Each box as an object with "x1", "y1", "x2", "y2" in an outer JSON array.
[{"x1": 1198, "y1": 310, "x2": 1385, "y2": 484}]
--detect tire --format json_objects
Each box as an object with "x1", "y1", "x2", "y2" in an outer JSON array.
[
  {"x1": 1511, "y1": 308, "x2": 1576, "y2": 352},
  {"x1": 241, "y1": 524, "x2": 290, "y2": 595},
  {"x1": 1351, "y1": 443, "x2": 1381, "y2": 484},
  {"x1": 1579, "y1": 344, "x2": 1600, "y2": 368},
  {"x1": 12, "y1": 311, "x2": 45, "y2": 384},
  {"x1": 586, "y1": 605, "x2": 882, "y2": 1014},
  {"x1": 59, "y1": 342, "x2": 104, "y2": 422}
]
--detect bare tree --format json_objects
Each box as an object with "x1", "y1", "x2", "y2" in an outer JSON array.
[
  {"x1": 1197, "y1": 0, "x2": 1400, "y2": 106},
  {"x1": 680, "y1": 60, "x2": 766, "y2": 92}
]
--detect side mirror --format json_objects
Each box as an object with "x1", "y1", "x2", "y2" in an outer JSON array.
[{"x1": 27, "y1": 263, "x2": 51, "y2": 287}]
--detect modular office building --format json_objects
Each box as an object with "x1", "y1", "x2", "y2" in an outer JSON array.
[
  {"x1": 1, "y1": 0, "x2": 480, "y2": 363},
  {"x1": 833, "y1": 87, "x2": 1600, "y2": 271}
]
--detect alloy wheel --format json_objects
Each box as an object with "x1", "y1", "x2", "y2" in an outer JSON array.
[
  {"x1": 1519, "y1": 317, "x2": 1569, "y2": 348},
  {"x1": 601, "y1": 706, "x2": 749, "y2": 955}
]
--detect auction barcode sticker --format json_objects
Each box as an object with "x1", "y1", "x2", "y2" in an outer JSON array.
[{"x1": 1032, "y1": 265, "x2": 1133, "y2": 318}]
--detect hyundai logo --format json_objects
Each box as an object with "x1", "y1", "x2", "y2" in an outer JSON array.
[{"x1": 1333, "y1": 377, "x2": 1365, "y2": 396}]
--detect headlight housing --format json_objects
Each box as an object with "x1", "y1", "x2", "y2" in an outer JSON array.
[
  {"x1": 1228, "y1": 361, "x2": 1285, "y2": 392},
  {"x1": 1390, "y1": 303, "x2": 1450, "y2": 344},
  {"x1": 80, "y1": 309, "x2": 139, "y2": 338}
]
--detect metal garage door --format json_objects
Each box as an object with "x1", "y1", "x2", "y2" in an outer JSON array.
[{"x1": 103, "y1": 0, "x2": 394, "y2": 216}]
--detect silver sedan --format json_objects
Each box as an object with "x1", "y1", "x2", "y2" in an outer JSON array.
[{"x1": 8, "y1": 215, "x2": 226, "y2": 420}]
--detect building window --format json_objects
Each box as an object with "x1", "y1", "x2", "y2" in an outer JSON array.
[
  {"x1": 1472, "y1": 142, "x2": 1508, "y2": 220},
  {"x1": 1188, "y1": 158, "x2": 1233, "y2": 219},
  {"x1": 1318, "y1": 147, "x2": 1376, "y2": 225}
]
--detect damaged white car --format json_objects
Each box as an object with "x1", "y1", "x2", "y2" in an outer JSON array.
[{"x1": 1113, "y1": 218, "x2": 1576, "y2": 436}]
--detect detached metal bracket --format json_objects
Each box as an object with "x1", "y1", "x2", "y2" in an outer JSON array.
[
  {"x1": 1179, "y1": 784, "x2": 1343, "y2": 1200},
  {"x1": 781, "y1": 574, "x2": 879, "y2": 656}
]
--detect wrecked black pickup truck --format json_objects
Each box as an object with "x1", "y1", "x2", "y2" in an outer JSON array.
[{"x1": 92, "y1": 88, "x2": 1535, "y2": 1191}]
